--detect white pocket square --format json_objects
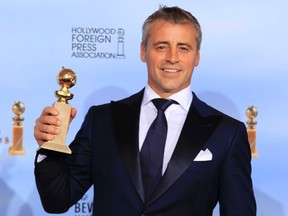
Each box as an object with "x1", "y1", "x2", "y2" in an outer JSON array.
[{"x1": 194, "y1": 148, "x2": 213, "y2": 161}]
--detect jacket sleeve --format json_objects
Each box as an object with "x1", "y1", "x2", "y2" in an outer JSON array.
[
  {"x1": 34, "y1": 108, "x2": 95, "y2": 213},
  {"x1": 219, "y1": 122, "x2": 257, "y2": 216}
]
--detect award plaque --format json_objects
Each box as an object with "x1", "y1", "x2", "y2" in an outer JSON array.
[
  {"x1": 9, "y1": 101, "x2": 25, "y2": 155},
  {"x1": 38, "y1": 67, "x2": 76, "y2": 156},
  {"x1": 246, "y1": 105, "x2": 258, "y2": 157}
]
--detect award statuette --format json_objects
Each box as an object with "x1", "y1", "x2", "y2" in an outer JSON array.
[
  {"x1": 38, "y1": 67, "x2": 76, "y2": 156},
  {"x1": 9, "y1": 101, "x2": 25, "y2": 155},
  {"x1": 246, "y1": 105, "x2": 258, "y2": 157}
]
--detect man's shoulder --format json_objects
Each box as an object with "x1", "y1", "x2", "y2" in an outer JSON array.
[
  {"x1": 87, "y1": 88, "x2": 144, "y2": 111},
  {"x1": 114, "y1": 88, "x2": 145, "y2": 104},
  {"x1": 192, "y1": 92, "x2": 243, "y2": 125}
]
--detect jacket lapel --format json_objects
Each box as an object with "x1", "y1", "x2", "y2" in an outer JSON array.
[
  {"x1": 111, "y1": 90, "x2": 145, "y2": 202},
  {"x1": 146, "y1": 93, "x2": 223, "y2": 205},
  {"x1": 111, "y1": 90, "x2": 223, "y2": 206}
]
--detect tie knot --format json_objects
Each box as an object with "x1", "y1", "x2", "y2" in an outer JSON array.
[{"x1": 152, "y1": 98, "x2": 176, "y2": 111}]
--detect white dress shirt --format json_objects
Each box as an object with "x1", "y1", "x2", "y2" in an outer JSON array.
[{"x1": 139, "y1": 85, "x2": 193, "y2": 174}]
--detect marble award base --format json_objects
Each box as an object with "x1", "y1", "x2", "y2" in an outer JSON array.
[
  {"x1": 9, "y1": 125, "x2": 25, "y2": 155},
  {"x1": 247, "y1": 128, "x2": 258, "y2": 157},
  {"x1": 38, "y1": 102, "x2": 72, "y2": 156}
]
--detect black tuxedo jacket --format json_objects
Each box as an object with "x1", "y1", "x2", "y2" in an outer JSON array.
[{"x1": 35, "y1": 90, "x2": 256, "y2": 216}]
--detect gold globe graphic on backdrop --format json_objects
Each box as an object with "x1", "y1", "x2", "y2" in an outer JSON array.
[
  {"x1": 12, "y1": 101, "x2": 25, "y2": 115},
  {"x1": 246, "y1": 106, "x2": 258, "y2": 119},
  {"x1": 12, "y1": 101, "x2": 25, "y2": 126},
  {"x1": 246, "y1": 105, "x2": 258, "y2": 129}
]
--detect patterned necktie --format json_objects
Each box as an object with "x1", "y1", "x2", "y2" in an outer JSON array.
[{"x1": 140, "y1": 98, "x2": 175, "y2": 200}]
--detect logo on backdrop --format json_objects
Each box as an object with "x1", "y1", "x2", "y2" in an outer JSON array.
[
  {"x1": 74, "y1": 193, "x2": 93, "y2": 216},
  {"x1": 71, "y1": 27, "x2": 126, "y2": 59}
]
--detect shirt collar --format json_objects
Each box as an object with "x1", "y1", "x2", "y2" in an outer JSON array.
[{"x1": 142, "y1": 84, "x2": 193, "y2": 112}]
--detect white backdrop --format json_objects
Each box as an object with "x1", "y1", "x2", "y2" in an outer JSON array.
[{"x1": 1, "y1": 0, "x2": 288, "y2": 215}]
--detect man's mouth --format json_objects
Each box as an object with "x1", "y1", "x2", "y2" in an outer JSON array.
[{"x1": 163, "y1": 68, "x2": 180, "y2": 73}]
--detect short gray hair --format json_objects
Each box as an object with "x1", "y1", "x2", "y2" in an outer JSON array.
[{"x1": 142, "y1": 6, "x2": 202, "y2": 50}]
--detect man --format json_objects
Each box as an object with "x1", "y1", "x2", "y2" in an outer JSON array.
[{"x1": 34, "y1": 6, "x2": 257, "y2": 216}]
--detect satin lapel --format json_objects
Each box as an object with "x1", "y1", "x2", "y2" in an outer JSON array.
[
  {"x1": 111, "y1": 90, "x2": 145, "y2": 202},
  {"x1": 147, "y1": 96, "x2": 222, "y2": 205}
]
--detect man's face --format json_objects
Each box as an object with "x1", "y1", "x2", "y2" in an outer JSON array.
[{"x1": 141, "y1": 19, "x2": 200, "y2": 98}]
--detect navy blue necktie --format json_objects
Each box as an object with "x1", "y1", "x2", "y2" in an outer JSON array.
[{"x1": 140, "y1": 98, "x2": 175, "y2": 200}]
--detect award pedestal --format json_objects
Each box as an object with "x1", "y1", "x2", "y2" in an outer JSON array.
[
  {"x1": 9, "y1": 101, "x2": 25, "y2": 155},
  {"x1": 9, "y1": 125, "x2": 25, "y2": 155},
  {"x1": 38, "y1": 102, "x2": 72, "y2": 155},
  {"x1": 247, "y1": 128, "x2": 258, "y2": 157}
]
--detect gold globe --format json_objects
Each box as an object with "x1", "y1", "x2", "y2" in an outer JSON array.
[
  {"x1": 57, "y1": 67, "x2": 77, "y2": 88},
  {"x1": 55, "y1": 67, "x2": 77, "y2": 103},
  {"x1": 246, "y1": 106, "x2": 258, "y2": 119},
  {"x1": 12, "y1": 101, "x2": 25, "y2": 115},
  {"x1": 12, "y1": 101, "x2": 25, "y2": 126}
]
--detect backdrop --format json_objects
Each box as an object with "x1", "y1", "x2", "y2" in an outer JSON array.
[{"x1": 1, "y1": 0, "x2": 287, "y2": 215}]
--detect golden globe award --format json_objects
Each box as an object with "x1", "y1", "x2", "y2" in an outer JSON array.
[
  {"x1": 246, "y1": 105, "x2": 258, "y2": 157},
  {"x1": 9, "y1": 101, "x2": 25, "y2": 155},
  {"x1": 38, "y1": 67, "x2": 76, "y2": 156}
]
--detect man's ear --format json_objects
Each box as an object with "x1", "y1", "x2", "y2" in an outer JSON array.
[
  {"x1": 195, "y1": 51, "x2": 200, "y2": 67},
  {"x1": 140, "y1": 43, "x2": 146, "y2": 62}
]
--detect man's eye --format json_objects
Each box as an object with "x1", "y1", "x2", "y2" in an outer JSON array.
[
  {"x1": 179, "y1": 47, "x2": 189, "y2": 52},
  {"x1": 156, "y1": 46, "x2": 167, "y2": 51}
]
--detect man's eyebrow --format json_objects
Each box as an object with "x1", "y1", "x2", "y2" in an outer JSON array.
[
  {"x1": 152, "y1": 41, "x2": 169, "y2": 46},
  {"x1": 152, "y1": 41, "x2": 194, "y2": 49},
  {"x1": 177, "y1": 42, "x2": 193, "y2": 49}
]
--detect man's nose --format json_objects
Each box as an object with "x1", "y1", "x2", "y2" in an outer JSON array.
[{"x1": 166, "y1": 48, "x2": 179, "y2": 64}]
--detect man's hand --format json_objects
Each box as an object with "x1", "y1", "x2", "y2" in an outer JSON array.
[{"x1": 34, "y1": 106, "x2": 77, "y2": 146}]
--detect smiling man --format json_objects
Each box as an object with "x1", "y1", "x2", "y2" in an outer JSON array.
[
  {"x1": 141, "y1": 16, "x2": 200, "y2": 98},
  {"x1": 34, "y1": 6, "x2": 256, "y2": 216}
]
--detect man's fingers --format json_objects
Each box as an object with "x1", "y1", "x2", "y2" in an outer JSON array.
[
  {"x1": 34, "y1": 130, "x2": 56, "y2": 146},
  {"x1": 38, "y1": 114, "x2": 61, "y2": 127},
  {"x1": 70, "y1": 108, "x2": 77, "y2": 123},
  {"x1": 41, "y1": 106, "x2": 59, "y2": 116},
  {"x1": 34, "y1": 107, "x2": 62, "y2": 146},
  {"x1": 34, "y1": 106, "x2": 77, "y2": 146}
]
